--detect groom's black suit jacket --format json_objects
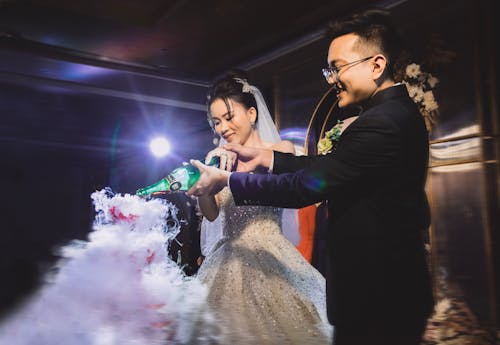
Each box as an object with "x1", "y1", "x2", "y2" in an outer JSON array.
[{"x1": 229, "y1": 85, "x2": 434, "y2": 329}]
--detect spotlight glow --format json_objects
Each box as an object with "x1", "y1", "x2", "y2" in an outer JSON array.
[{"x1": 149, "y1": 137, "x2": 171, "y2": 157}]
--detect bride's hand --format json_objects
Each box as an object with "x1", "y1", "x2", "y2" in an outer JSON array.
[{"x1": 205, "y1": 148, "x2": 237, "y2": 172}]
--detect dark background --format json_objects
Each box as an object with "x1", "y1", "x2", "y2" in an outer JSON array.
[{"x1": 1, "y1": 0, "x2": 498, "y2": 334}]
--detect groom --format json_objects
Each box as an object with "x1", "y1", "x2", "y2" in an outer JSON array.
[{"x1": 188, "y1": 8, "x2": 434, "y2": 345}]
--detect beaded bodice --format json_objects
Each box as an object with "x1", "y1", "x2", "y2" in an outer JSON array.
[{"x1": 217, "y1": 187, "x2": 283, "y2": 240}]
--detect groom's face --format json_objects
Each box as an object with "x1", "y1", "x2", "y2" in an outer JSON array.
[{"x1": 327, "y1": 33, "x2": 377, "y2": 108}]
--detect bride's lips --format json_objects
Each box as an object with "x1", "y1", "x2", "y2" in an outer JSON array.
[{"x1": 224, "y1": 133, "x2": 235, "y2": 141}]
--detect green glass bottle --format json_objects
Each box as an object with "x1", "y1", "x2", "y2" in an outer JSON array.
[{"x1": 136, "y1": 156, "x2": 220, "y2": 197}]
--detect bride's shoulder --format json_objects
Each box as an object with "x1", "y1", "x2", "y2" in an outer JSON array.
[{"x1": 267, "y1": 140, "x2": 295, "y2": 154}]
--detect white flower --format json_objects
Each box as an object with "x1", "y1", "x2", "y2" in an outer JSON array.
[
  {"x1": 424, "y1": 243, "x2": 431, "y2": 253},
  {"x1": 405, "y1": 63, "x2": 421, "y2": 78},
  {"x1": 405, "y1": 83, "x2": 425, "y2": 102},
  {"x1": 403, "y1": 64, "x2": 439, "y2": 131},
  {"x1": 433, "y1": 298, "x2": 452, "y2": 321},
  {"x1": 428, "y1": 75, "x2": 439, "y2": 88},
  {"x1": 423, "y1": 90, "x2": 435, "y2": 103},
  {"x1": 423, "y1": 91, "x2": 439, "y2": 112}
]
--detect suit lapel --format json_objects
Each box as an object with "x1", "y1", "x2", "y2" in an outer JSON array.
[
  {"x1": 360, "y1": 84, "x2": 409, "y2": 115},
  {"x1": 336, "y1": 84, "x2": 409, "y2": 139}
]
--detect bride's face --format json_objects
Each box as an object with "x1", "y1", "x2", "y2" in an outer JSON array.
[{"x1": 209, "y1": 98, "x2": 257, "y2": 145}]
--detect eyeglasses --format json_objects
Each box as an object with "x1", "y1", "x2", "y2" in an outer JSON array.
[{"x1": 322, "y1": 56, "x2": 374, "y2": 82}]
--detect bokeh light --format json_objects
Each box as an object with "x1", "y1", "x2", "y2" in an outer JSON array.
[{"x1": 149, "y1": 137, "x2": 171, "y2": 157}]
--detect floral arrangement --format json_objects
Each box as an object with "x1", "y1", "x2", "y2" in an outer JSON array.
[
  {"x1": 317, "y1": 120, "x2": 343, "y2": 155},
  {"x1": 403, "y1": 63, "x2": 440, "y2": 132}
]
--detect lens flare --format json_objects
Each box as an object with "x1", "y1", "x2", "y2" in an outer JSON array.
[{"x1": 149, "y1": 137, "x2": 171, "y2": 157}]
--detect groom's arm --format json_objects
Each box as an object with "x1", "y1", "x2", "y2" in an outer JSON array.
[
  {"x1": 270, "y1": 152, "x2": 325, "y2": 175},
  {"x1": 230, "y1": 171, "x2": 325, "y2": 208},
  {"x1": 229, "y1": 114, "x2": 402, "y2": 208}
]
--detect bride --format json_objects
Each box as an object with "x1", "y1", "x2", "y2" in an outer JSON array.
[
  {"x1": 195, "y1": 71, "x2": 333, "y2": 345},
  {"x1": 0, "y1": 70, "x2": 332, "y2": 345}
]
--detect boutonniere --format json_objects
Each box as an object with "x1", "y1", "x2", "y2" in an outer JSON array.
[{"x1": 317, "y1": 120, "x2": 344, "y2": 155}]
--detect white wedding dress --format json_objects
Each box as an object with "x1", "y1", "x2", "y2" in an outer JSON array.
[{"x1": 196, "y1": 187, "x2": 333, "y2": 345}]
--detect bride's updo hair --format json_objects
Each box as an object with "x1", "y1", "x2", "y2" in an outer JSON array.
[{"x1": 207, "y1": 69, "x2": 258, "y2": 123}]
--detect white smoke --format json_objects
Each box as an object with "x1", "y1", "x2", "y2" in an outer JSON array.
[{"x1": 0, "y1": 189, "x2": 219, "y2": 345}]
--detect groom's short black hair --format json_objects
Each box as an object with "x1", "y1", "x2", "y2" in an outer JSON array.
[{"x1": 327, "y1": 8, "x2": 402, "y2": 79}]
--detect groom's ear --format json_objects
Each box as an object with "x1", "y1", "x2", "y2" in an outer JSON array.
[{"x1": 371, "y1": 54, "x2": 388, "y2": 81}]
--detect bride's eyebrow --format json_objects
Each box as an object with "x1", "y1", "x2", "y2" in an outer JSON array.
[{"x1": 211, "y1": 111, "x2": 232, "y2": 120}]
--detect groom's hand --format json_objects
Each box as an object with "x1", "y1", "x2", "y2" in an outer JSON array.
[
  {"x1": 223, "y1": 143, "x2": 273, "y2": 173},
  {"x1": 186, "y1": 160, "x2": 230, "y2": 197},
  {"x1": 205, "y1": 148, "x2": 237, "y2": 172}
]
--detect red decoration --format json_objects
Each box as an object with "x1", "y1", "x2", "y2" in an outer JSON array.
[
  {"x1": 146, "y1": 249, "x2": 156, "y2": 265},
  {"x1": 109, "y1": 206, "x2": 138, "y2": 222}
]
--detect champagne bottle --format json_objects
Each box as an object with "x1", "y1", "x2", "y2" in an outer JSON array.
[{"x1": 136, "y1": 156, "x2": 220, "y2": 197}]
